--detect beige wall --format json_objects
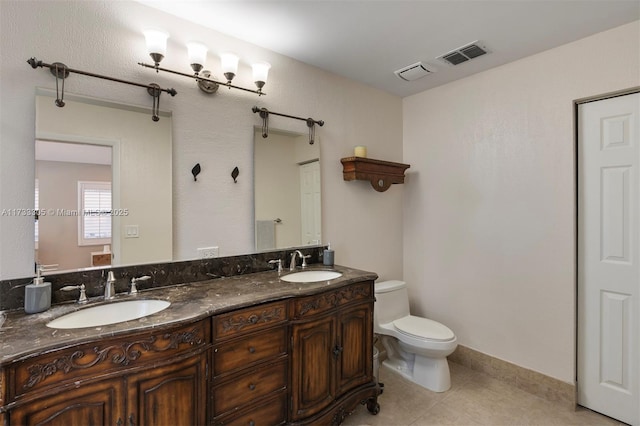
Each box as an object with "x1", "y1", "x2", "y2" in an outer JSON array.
[
  {"x1": 402, "y1": 21, "x2": 640, "y2": 383},
  {"x1": 36, "y1": 160, "x2": 111, "y2": 270},
  {"x1": 0, "y1": 1, "x2": 403, "y2": 279}
]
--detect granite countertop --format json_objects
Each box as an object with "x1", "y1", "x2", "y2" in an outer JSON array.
[{"x1": 0, "y1": 264, "x2": 377, "y2": 365}]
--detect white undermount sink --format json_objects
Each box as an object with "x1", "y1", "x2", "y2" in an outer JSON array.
[
  {"x1": 46, "y1": 299, "x2": 171, "y2": 329},
  {"x1": 280, "y1": 270, "x2": 343, "y2": 283}
]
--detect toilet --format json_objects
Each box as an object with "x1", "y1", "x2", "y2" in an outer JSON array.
[{"x1": 374, "y1": 280, "x2": 457, "y2": 392}]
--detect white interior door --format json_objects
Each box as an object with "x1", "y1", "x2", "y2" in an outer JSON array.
[
  {"x1": 578, "y1": 92, "x2": 640, "y2": 425},
  {"x1": 300, "y1": 161, "x2": 321, "y2": 245}
]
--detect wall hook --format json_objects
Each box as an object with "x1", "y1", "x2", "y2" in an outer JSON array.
[
  {"x1": 192, "y1": 163, "x2": 201, "y2": 181},
  {"x1": 231, "y1": 166, "x2": 239, "y2": 183}
]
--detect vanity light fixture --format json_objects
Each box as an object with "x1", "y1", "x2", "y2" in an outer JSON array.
[{"x1": 139, "y1": 30, "x2": 270, "y2": 96}]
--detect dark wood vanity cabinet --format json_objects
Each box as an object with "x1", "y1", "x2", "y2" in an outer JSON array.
[
  {"x1": 290, "y1": 281, "x2": 380, "y2": 424},
  {"x1": 1, "y1": 279, "x2": 381, "y2": 426},
  {"x1": 3, "y1": 319, "x2": 210, "y2": 426}
]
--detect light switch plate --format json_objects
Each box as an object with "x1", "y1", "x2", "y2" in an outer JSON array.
[{"x1": 125, "y1": 225, "x2": 139, "y2": 238}]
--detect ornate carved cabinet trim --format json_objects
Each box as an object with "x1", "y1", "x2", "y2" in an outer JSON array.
[
  {"x1": 292, "y1": 282, "x2": 372, "y2": 319},
  {"x1": 10, "y1": 319, "x2": 209, "y2": 399},
  {"x1": 214, "y1": 300, "x2": 288, "y2": 341}
]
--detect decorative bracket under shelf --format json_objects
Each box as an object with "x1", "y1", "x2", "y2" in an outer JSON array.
[{"x1": 340, "y1": 157, "x2": 410, "y2": 192}]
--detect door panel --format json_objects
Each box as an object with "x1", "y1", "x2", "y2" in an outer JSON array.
[
  {"x1": 10, "y1": 378, "x2": 124, "y2": 426},
  {"x1": 300, "y1": 161, "x2": 321, "y2": 245},
  {"x1": 128, "y1": 354, "x2": 207, "y2": 426},
  {"x1": 291, "y1": 316, "x2": 335, "y2": 420},
  {"x1": 578, "y1": 92, "x2": 639, "y2": 425},
  {"x1": 337, "y1": 304, "x2": 372, "y2": 395}
]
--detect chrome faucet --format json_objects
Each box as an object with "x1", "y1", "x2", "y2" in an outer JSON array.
[
  {"x1": 289, "y1": 250, "x2": 310, "y2": 270},
  {"x1": 290, "y1": 250, "x2": 303, "y2": 270},
  {"x1": 105, "y1": 271, "x2": 116, "y2": 300}
]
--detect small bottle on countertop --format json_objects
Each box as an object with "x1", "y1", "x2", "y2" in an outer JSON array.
[
  {"x1": 24, "y1": 265, "x2": 52, "y2": 314},
  {"x1": 323, "y1": 242, "x2": 335, "y2": 267}
]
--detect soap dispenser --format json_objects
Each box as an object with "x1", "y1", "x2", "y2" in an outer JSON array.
[
  {"x1": 24, "y1": 265, "x2": 52, "y2": 314},
  {"x1": 323, "y1": 242, "x2": 335, "y2": 267}
]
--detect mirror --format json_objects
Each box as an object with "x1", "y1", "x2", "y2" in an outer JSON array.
[
  {"x1": 29, "y1": 90, "x2": 324, "y2": 275},
  {"x1": 35, "y1": 90, "x2": 172, "y2": 272},
  {"x1": 254, "y1": 128, "x2": 321, "y2": 251}
]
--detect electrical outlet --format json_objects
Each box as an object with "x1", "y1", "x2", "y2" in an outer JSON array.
[{"x1": 197, "y1": 246, "x2": 219, "y2": 259}]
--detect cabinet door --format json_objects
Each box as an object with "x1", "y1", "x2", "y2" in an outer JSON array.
[
  {"x1": 290, "y1": 315, "x2": 335, "y2": 421},
  {"x1": 9, "y1": 378, "x2": 124, "y2": 425},
  {"x1": 127, "y1": 353, "x2": 207, "y2": 426},
  {"x1": 337, "y1": 303, "x2": 373, "y2": 395}
]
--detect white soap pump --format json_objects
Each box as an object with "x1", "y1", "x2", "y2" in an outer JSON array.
[{"x1": 24, "y1": 264, "x2": 52, "y2": 314}]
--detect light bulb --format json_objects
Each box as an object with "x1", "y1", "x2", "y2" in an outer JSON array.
[
  {"x1": 220, "y1": 52, "x2": 239, "y2": 83},
  {"x1": 252, "y1": 61, "x2": 271, "y2": 92},
  {"x1": 187, "y1": 42, "x2": 208, "y2": 75},
  {"x1": 143, "y1": 29, "x2": 169, "y2": 66}
]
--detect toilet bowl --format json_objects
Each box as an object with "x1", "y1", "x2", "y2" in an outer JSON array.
[{"x1": 374, "y1": 280, "x2": 457, "y2": 392}]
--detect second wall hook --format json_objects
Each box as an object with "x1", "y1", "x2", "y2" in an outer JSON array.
[{"x1": 192, "y1": 163, "x2": 201, "y2": 181}]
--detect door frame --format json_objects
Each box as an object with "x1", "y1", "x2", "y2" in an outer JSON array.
[{"x1": 573, "y1": 86, "x2": 640, "y2": 408}]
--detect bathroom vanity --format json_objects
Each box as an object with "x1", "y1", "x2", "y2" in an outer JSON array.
[{"x1": 0, "y1": 265, "x2": 381, "y2": 425}]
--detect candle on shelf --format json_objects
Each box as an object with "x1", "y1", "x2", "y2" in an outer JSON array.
[{"x1": 354, "y1": 145, "x2": 367, "y2": 158}]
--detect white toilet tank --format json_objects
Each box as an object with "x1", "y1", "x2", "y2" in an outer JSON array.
[{"x1": 374, "y1": 280, "x2": 411, "y2": 329}]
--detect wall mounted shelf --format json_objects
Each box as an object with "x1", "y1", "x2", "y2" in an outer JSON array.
[{"x1": 340, "y1": 157, "x2": 410, "y2": 192}]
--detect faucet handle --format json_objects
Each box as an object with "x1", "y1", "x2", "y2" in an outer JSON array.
[
  {"x1": 130, "y1": 275, "x2": 151, "y2": 295},
  {"x1": 60, "y1": 284, "x2": 88, "y2": 304},
  {"x1": 268, "y1": 259, "x2": 283, "y2": 273},
  {"x1": 301, "y1": 255, "x2": 311, "y2": 268}
]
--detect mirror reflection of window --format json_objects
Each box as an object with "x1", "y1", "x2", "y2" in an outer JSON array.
[{"x1": 78, "y1": 181, "x2": 112, "y2": 246}]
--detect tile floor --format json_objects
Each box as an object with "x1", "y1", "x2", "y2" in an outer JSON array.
[{"x1": 344, "y1": 362, "x2": 625, "y2": 426}]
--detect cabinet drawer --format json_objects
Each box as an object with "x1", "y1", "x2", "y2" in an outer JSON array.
[
  {"x1": 213, "y1": 327, "x2": 287, "y2": 377},
  {"x1": 213, "y1": 361, "x2": 287, "y2": 416},
  {"x1": 9, "y1": 319, "x2": 210, "y2": 400},
  {"x1": 214, "y1": 392, "x2": 286, "y2": 426},
  {"x1": 214, "y1": 301, "x2": 287, "y2": 341},
  {"x1": 292, "y1": 282, "x2": 372, "y2": 319}
]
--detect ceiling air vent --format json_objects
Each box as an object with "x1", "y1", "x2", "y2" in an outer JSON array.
[
  {"x1": 436, "y1": 41, "x2": 489, "y2": 66},
  {"x1": 394, "y1": 61, "x2": 437, "y2": 81}
]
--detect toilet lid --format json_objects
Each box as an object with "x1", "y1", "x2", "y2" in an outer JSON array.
[{"x1": 393, "y1": 315, "x2": 455, "y2": 341}]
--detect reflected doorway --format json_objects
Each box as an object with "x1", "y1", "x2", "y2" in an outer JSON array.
[
  {"x1": 254, "y1": 128, "x2": 322, "y2": 251},
  {"x1": 35, "y1": 140, "x2": 113, "y2": 270}
]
